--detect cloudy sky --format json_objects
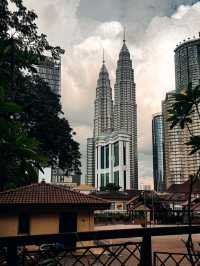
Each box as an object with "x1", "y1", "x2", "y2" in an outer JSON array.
[{"x1": 24, "y1": 0, "x2": 200, "y2": 184}]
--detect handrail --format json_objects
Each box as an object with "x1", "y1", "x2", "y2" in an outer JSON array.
[
  {"x1": 0, "y1": 225, "x2": 199, "y2": 245},
  {"x1": 1, "y1": 225, "x2": 200, "y2": 266}
]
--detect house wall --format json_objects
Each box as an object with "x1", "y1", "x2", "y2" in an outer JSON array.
[
  {"x1": 0, "y1": 215, "x2": 18, "y2": 236},
  {"x1": 77, "y1": 210, "x2": 94, "y2": 232},
  {"x1": 31, "y1": 213, "x2": 59, "y2": 235},
  {"x1": 0, "y1": 209, "x2": 95, "y2": 237}
]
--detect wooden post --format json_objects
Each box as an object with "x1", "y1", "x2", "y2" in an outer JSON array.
[{"x1": 140, "y1": 232, "x2": 152, "y2": 266}]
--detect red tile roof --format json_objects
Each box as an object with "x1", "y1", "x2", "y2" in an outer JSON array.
[
  {"x1": 167, "y1": 179, "x2": 200, "y2": 194},
  {"x1": 0, "y1": 182, "x2": 110, "y2": 208}
]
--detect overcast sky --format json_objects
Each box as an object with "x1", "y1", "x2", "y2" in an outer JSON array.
[{"x1": 24, "y1": 0, "x2": 200, "y2": 184}]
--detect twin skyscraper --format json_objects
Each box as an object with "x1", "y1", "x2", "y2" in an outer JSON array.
[{"x1": 86, "y1": 34, "x2": 138, "y2": 190}]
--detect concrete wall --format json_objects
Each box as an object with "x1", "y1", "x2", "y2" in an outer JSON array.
[{"x1": 0, "y1": 210, "x2": 95, "y2": 237}]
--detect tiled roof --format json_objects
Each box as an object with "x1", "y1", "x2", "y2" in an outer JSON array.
[
  {"x1": 91, "y1": 190, "x2": 142, "y2": 201},
  {"x1": 167, "y1": 179, "x2": 200, "y2": 194},
  {"x1": 0, "y1": 182, "x2": 110, "y2": 208}
]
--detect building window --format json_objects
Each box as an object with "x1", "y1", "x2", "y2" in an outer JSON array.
[
  {"x1": 101, "y1": 173, "x2": 105, "y2": 187},
  {"x1": 123, "y1": 142, "x2": 126, "y2": 165},
  {"x1": 60, "y1": 176, "x2": 64, "y2": 183},
  {"x1": 101, "y1": 146, "x2": 104, "y2": 169},
  {"x1": 96, "y1": 147, "x2": 98, "y2": 169},
  {"x1": 59, "y1": 213, "x2": 77, "y2": 233},
  {"x1": 124, "y1": 171, "x2": 126, "y2": 190},
  {"x1": 18, "y1": 213, "x2": 30, "y2": 234},
  {"x1": 105, "y1": 145, "x2": 109, "y2": 168},
  {"x1": 113, "y1": 142, "x2": 119, "y2": 167},
  {"x1": 114, "y1": 171, "x2": 119, "y2": 186},
  {"x1": 106, "y1": 173, "x2": 109, "y2": 185}
]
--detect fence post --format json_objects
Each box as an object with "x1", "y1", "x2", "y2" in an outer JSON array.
[
  {"x1": 140, "y1": 231, "x2": 152, "y2": 266},
  {"x1": 7, "y1": 242, "x2": 18, "y2": 266}
]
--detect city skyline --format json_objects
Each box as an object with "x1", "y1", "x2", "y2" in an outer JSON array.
[{"x1": 23, "y1": 0, "x2": 200, "y2": 183}]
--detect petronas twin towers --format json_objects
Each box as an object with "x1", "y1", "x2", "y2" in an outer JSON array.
[{"x1": 86, "y1": 36, "x2": 138, "y2": 190}]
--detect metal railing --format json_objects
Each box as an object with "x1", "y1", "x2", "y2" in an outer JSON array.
[
  {"x1": 0, "y1": 225, "x2": 200, "y2": 266},
  {"x1": 153, "y1": 251, "x2": 200, "y2": 266}
]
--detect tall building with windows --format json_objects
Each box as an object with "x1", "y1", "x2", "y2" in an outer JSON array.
[
  {"x1": 37, "y1": 56, "x2": 81, "y2": 186},
  {"x1": 162, "y1": 35, "x2": 200, "y2": 189},
  {"x1": 86, "y1": 34, "x2": 138, "y2": 190},
  {"x1": 114, "y1": 38, "x2": 138, "y2": 189},
  {"x1": 93, "y1": 59, "x2": 113, "y2": 138},
  {"x1": 162, "y1": 91, "x2": 187, "y2": 188},
  {"x1": 152, "y1": 113, "x2": 165, "y2": 192},
  {"x1": 36, "y1": 57, "x2": 61, "y2": 95},
  {"x1": 86, "y1": 138, "x2": 95, "y2": 186}
]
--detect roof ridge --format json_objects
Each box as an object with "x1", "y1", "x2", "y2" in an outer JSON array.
[{"x1": 0, "y1": 182, "x2": 40, "y2": 194}]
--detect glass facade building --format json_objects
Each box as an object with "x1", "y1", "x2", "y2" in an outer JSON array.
[
  {"x1": 95, "y1": 132, "x2": 130, "y2": 190},
  {"x1": 152, "y1": 113, "x2": 165, "y2": 192},
  {"x1": 36, "y1": 57, "x2": 61, "y2": 95}
]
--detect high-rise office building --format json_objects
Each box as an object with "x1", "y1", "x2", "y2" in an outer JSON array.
[
  {"x1": 36, "y1": 57, "x2": 61, "y2": 95},
  {"x1": 86, "y1": 138, "x2": 95, "y2": 186},
  {"x1": 162, "y1": 91, "x2": 185, "y2": 188},
  {"x1": 152, "y1": 113, "x2": 165, "y2": 192},
  {"x1": 86, "y1": 34, "x2": 138, "y2": 190},
  {"x1": 37, "y1": 56, "x2": 81, "y2": 186},
  {"x1": 174, "y1": 36, "x2": 200, "y2": 184},
  {"x1": 162, "y1": 35, "x2": 200, "y2": 189},
  {"x1": 114, "y1": 38, "x2": 138, "y2": 189},
  {"x1": 175, "y1": 34, "x2": 200, "y2": 93}
]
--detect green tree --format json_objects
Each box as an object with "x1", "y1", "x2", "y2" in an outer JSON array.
[
  {"x1": 168, "y1": 83, "x2": 200, "y2": 266},
  {"x1": 100, "y1": 183, "x2": 121, "y2": 192},
  {"x1": 0, "y1": 0, "x2": 81, "y2": 189}
]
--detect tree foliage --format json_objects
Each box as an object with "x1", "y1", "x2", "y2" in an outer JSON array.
[
  {"x1": 168, "y1": 82, "x2": 200, "y2": 266},
  {"x1": 0, "y1": 0, "x2": 81, "y2": 190},
  {"x1": 100, "y1": 183, "x2": 121, "y2": 192}
]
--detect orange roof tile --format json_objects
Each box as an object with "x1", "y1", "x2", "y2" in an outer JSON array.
[{"x1": 0, "y1": 182, "x2": 110, "y2": 208}]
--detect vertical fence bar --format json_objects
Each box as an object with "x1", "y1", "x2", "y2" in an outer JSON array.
[
  {"x1": 7, "y1": 242, "x2": 18, "y2": 266},
  {"x1": 140, "y1": 232, "x2": 152, "y2": 266}
]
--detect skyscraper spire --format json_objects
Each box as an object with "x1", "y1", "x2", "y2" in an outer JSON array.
[
  {"x1": 123, "y1": 26, "x2": 126, "y2": 43},
  {"x1": 103, "y1": 48, "x2": 105, "y2": 64}
]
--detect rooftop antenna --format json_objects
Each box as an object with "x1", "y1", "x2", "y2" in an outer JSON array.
[
  {"x1": 123, "y1": 26, "x2": 126, "y2": 43},
  {"x1": 103, "y1": 48, "x2": 105, "y2": 64}
]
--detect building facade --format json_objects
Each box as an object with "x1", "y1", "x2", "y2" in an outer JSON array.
[
  {"x1": 162, "y1": 91, "x2": 183, "y2": 189},
  {"x1": 36, "y1": 57, "x2": 61, "y2": 95},
  {"x1": 51, "y1": 168, "x2": 81, "y2": 188},
  {"x1": 95, "y1": 131, "x2": 130, "y2": 190},
  {"x1": 86, "y1": 138, "x2": 95, "y2": 186},
  {"x1": 86, "y1": 36, "x2": 138, "y2": 190},
  {"x1": 114, "y1": 39, "x2": 138, "y2": 189},
  {"x1": 37, "y1": 56, "x2": 82, "y2": 187},
  {"x1": 93, "y1": 61, "x2": 113, "y2": 138},
  {"x1": 162, "y1": 35, "x2": 200, "y2": 189},
  {"x1": 152, "y1": 113, "x2": 165, "y2": 192}
]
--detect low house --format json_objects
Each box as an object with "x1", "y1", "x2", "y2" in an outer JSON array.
[
  {"x1": 72, "y1": 184, "x2": 97, "y2": 195},
  {"x1": 90, "y1": 190, "x2": 141, "y2": 212},
  {"x1": 0, "y1": 181, "x2": 110, "y2": 237}
]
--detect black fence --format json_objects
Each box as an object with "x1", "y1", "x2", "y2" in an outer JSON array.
[
  {"x1": 153, "y1": 251, "x2": 200, "y2": 266},
  {"x1": 0, "y1": 225, "x2": 200, "y2": 265}
]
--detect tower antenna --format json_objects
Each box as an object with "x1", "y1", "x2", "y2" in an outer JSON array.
[
  {"x1": 123, "y1": 26, "x2": 126, "y2": 43},
  {"x1": 103, "y1": 48, "x2": 105, "y2": 63}
]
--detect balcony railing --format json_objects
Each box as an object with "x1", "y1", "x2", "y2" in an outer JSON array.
[{"x1": 0, "y1": 225, "x2": 200, "y2": 265}]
